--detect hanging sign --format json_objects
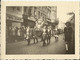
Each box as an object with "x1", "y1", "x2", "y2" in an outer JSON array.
[{"x1": 36, "y1": 18, "x2": 44, "y2": 29}]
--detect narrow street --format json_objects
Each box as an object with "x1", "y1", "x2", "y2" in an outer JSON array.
[{"x1": 6, "y1": 34, "x2": 66, "y2": 54}]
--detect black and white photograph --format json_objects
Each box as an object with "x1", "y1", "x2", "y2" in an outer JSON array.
[
  {"x1": 1, "y1": 1, "x2": 79, "y2": 59},
  {"x1": 6, "y1": 6, "x2": 75, "y2": 54}
]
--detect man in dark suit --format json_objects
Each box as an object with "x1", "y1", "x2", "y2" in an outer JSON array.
[{"x1": 64, "y1": 22, "x2": 73, "y2": 53}]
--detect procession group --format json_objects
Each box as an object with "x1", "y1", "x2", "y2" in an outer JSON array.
[{"x1": 6, "y1": 25, "x2": 59, "y2": 46}]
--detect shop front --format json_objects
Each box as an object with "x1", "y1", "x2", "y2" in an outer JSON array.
[{"x1": 6, "y1": 14, "x2": 23, "y2": 43}]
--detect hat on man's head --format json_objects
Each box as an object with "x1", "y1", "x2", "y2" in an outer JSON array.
[{"x1": 65, "y1": 21, "x2": 71, "y2": 26}]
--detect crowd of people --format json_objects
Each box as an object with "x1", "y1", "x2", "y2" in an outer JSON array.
[
  {"x1": 6, "y1": 25, "x2": 59, "y2": 46},
  {"x1": 6, "y1": 26, "x2": 26, "y2": 43}
]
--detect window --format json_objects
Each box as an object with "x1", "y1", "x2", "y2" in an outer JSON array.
[
  {"x1": 12, "y1": 7, "x2": 17, "y2": 11},
  {"x1": 24, "y1": 7, "x2": 28, "y2": 15},
  {"x1": 34, "y1": 7, "x2": 37, "y2": 16},
  {"x1": 17, "y1": 7, "x2": 21, "y2": 12},
  {"x1": 28, "y1": 7, "x2": 32, "y2": 17}
]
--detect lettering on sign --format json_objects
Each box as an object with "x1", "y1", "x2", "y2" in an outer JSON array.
[{"x1": 7, "y1": 14, "x2": 23, "y2": 22}]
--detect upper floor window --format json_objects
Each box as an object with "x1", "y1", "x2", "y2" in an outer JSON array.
[{"x1": 17, "y1": 7, "x2": 22, "y2": 12}]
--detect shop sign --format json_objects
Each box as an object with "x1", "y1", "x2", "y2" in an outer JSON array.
[{"x1": 7, "y1": 15, "x2": 23, "y2": 22}]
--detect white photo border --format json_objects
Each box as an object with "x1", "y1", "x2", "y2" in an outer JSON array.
[{"x1": 1, "y1": 1, "x2": 79, "y2": 59}]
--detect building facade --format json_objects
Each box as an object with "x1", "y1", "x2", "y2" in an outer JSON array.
[
  {"x1": 6, "y1": 6, "x2": 57, "y2": 43},
  {"x1": 6, "y1": 7, "x2": 23, "y2": 29},
  {"x1": 6, "y1": 7, "x2": 24, "y2": 43},
  {"x1": 23, "y1": 6, "x2": 57, "y2": 28}
]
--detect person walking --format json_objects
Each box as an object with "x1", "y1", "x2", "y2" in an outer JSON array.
[
  {"x1": 8, "y1": 26, "x2": 12, "y2": 43},
  {"x1": 21, "y1": 26, "x2": 25, "y2": 40},
  {"x1": 42, "y1": 26, "x2": 47, "y2": 46},
  {"x1": 17, "y1": 28, "x2": 21, "y2": 41},
  {"x1": 47, "y1": 26, "x2": 51, "y2": 45},
  {"x1": 15, "y1": 27, "x2": 18, "y2": 42},
  {"x1": 26, "y1": 26, "x2": 31, "y2": 45},
  {"x1": 54, "y1": 28, "x2": 59, "y2": 41},
  {"x1": 33, "y1": 27, "x2": 38, "y2": 43},
  {"x1": 64, "y1": 22, "x2": 72, "y2": 53},
  {"x1": 12, "y1": 26, "x2": 15, "y2": 42}
]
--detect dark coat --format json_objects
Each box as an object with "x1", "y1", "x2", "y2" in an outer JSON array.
[
  {"x1": 64, "y1": 26, "x2": 72, "y2": 42},
  {"x1": 46, "y1": 29, "x2": 51, "y2": 36},
  {"x1": 42, "y1": 29, "x2": 47, "y2": 40}
]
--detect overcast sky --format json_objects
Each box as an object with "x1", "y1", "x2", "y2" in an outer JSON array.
[{"x1": 56, "y1": 2, "x2": 78, "y2": 29}]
